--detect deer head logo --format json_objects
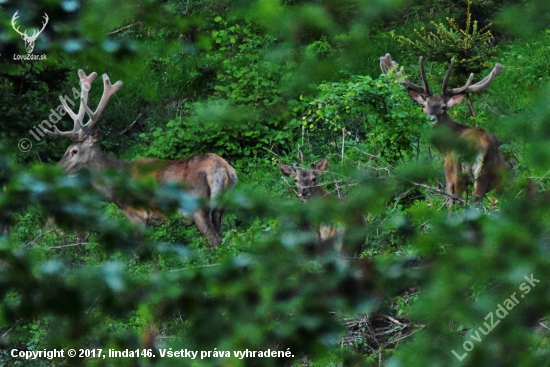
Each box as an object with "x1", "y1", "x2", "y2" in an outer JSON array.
[{"x1": 11, "y1": 11, "x2": 49, "y2": 54}]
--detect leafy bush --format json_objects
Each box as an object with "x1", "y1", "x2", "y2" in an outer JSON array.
[{"x1": 303, "y1": 73, "x2": 426, "y2": 164}]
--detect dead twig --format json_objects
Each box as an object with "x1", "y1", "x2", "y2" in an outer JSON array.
[
  {"x1": 86, "y1": 295, "x2": 100, "y2": 315},
  {"x1": 48, "y1": 234, "x2": 90, "y2": 250},
  {"x1": 120, "y1": 111, "x2": 145, "y2": 135},
  {"x1": 107, "y1": 23, "x2": 139, "y2": 35},
  {"x1": 169, "y1": 264, "x2": 221, "y2": 272},
  {"x1": 25, "y1": 229, "x2": 55, "y2": 247},
  {"x1": 410, "y1": 181, "x2": 466, "y2": 204},
  {"x1": 281, "y1": 176, "x2": 300, "y2": 198},
  {"x1": 1, "y1": 319, "x2": 23, "y2": 339}
]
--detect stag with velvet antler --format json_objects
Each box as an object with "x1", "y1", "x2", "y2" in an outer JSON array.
[
  {"x1": 44, "y1": 70, "x2": 237, "y2": 247},
  {"x1": 380, "y1": 53, "x2": 506, "y2": 205},
  {"x1": 11, "y1": 11, "x2": 49, "y2": 53}
]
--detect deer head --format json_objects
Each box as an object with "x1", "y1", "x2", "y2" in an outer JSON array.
[
  {"x1": 380, "y1": 53, "x2": 503, "y2": 126},
  {"x1": 43, "y1": 70, "x2": 123, "y2": 174},
  {"x1": 279, "y1": 158, "x2": 329, "y2": 199},
  {"x1": 11, "y1": 11, "x2": 49, "y2": 53}
]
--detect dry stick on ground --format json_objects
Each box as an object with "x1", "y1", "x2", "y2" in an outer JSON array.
[{"x1": 342, "y1": 313, "x2": 426, "y2": 356}]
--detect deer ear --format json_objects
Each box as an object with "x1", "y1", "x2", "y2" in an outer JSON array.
[
  {"x1": 407, "y1": 88, "x2": 425, "y2": 105},
  {"x1": 84, "y1": 128, "x2": 100, "y2": 144},
  {"x1": 314, "y1": 157, "x2": 328, "y2": 173},
  {"x1": 279, "y1": 162, "x2": 296, "y2": 178},
  {"x1": 447, "y1": 93, "x2": 466, "y2": 107}
]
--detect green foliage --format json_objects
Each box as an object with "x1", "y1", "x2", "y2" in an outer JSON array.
[
  {"x1": 396, "y1": 0, "x2": 497, "y2": 78},
  {"x1": 303, "y1": 73, "x2": 425, "y2": 163},
  {"x1": 141, "y1": 17, "x2": 305, "y2": 158}
]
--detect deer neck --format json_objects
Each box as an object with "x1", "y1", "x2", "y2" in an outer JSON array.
[
  {"x1": 309, "y1": 186, "x2": 328, "y2": 198},
  {"x1": 89, "y1": 144, "x2": 132, "y2": 172},
  {"x1": 83, "y1": 145, "x2": 132, "y2": 203},
  {"x1": 434, "y1": 113, "x2": 468, "y2": 133}
]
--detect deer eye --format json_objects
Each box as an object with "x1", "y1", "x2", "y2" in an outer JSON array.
[{"x1": 71, "y1": 149, "x2": 78, "y2": 155}]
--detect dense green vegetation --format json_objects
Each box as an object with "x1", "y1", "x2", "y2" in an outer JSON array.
[{"x1": 1, "y1": 0, "x2": 550, "y2": 366}]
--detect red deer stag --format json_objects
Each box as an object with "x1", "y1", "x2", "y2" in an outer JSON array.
[
  {"x1": 44, "y1": 70, "x2": 237, "y2": 246},
  {"x1": 279, "y1": 158, "x2": 345, "y2": 252},
  {"x1": 380, "y1": 53, "x2": 505, "y2": 205}
]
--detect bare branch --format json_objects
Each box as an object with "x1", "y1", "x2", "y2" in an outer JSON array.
[
  {"x1": 24, "y1": 229, "x2": 55, "y2": 247},
  {"x1": 410, "y1": 181, "x2": 466, "y2": 204},
  {"x1": 107, "y1": 23, "x2": 138, "y2": 35},
  {"x1": 48, "y1": 234, "x2": 90, "y2": 250},
  {"x1": 120, "y1": 111, "x2": 145, "y2": 135}
]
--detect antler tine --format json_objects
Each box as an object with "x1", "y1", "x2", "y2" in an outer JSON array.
[
  {"x1": 446, "y1": 73, "x2": 474, "y2": 95},
  {"x1": 445, "y1": 63, "x2": 502, "y2": 96},
  {"x1": 43, "y1": 95, "x2": 82, "y2": 140},
  {"x1": 419, "y1": 57, "x2": 432, "y2": 96},
  {"x1": 30, "y1": 13, "x2": 49, "y2": 38},
  {"x1": 81, "y1": 74, "x2": 123, "y2": 135},
  {"x1": 441, "y1": 57, "x2": 455, "y2": 93},
  {"x1": 75, "y1": 70, "x2": 99, "y2": 124},
  {"x1": 462, "y1": 63, "x2": 503, "y2": 93},
  {"x1": 11, "y1": 11, "x2": 26, "y2": 37},
  {"x1": 44, "y1": 70, "x2": 121, "y2": 141},
  {"x1": 380, "y1": 53, "x2": 428, "y2": 96},
  {"x1": 380, "y1": 53, "x2": 397, "y2": 74},
  {"x1": 40, "y1": 13, "x2": 49, "y2": 32},
  {"x1": 44, "y1": 70, "x2": 99, "y2": 141}
]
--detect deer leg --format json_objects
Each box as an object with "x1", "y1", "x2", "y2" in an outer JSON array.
[
  {"x1": 472, "y1": 153, "x2": 487, "y2": 202},
  {"x1": 119, "y1": 205, "x2": 149, "y2": 227},
  {"x1": 192, "y1": 209, "x2": 222, "y2": 247},
  {"x1": 444, "y1": 155, "x2": 457, "y2": 207},
  {"x1": 211, "y1": 207, "x2": 225, "y2": 235}
]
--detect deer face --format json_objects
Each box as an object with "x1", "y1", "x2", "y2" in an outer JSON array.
[
  {"x1": 279, "y1": 158, "x2": 328, "y2": 199},
  {"x1": 407, "y1": 89, "x2": 466, "y2": 125},
  {"x1": 58, "y1": 132, "x2": 99, "y2": 175}
]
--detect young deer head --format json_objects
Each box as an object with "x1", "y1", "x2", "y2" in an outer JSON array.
[
  {"x1": 380, "y1": 53, "x2": 506, "y2": 204},
  {"x1": 279, "y1": 158, "x2": 329, "y2": 200},
  {"x1": 44, "y1": 70, "x2": 237, "y2": 247},
  {"x1": 279, "y1": 158, "x2": 345, "y2": 252}
]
